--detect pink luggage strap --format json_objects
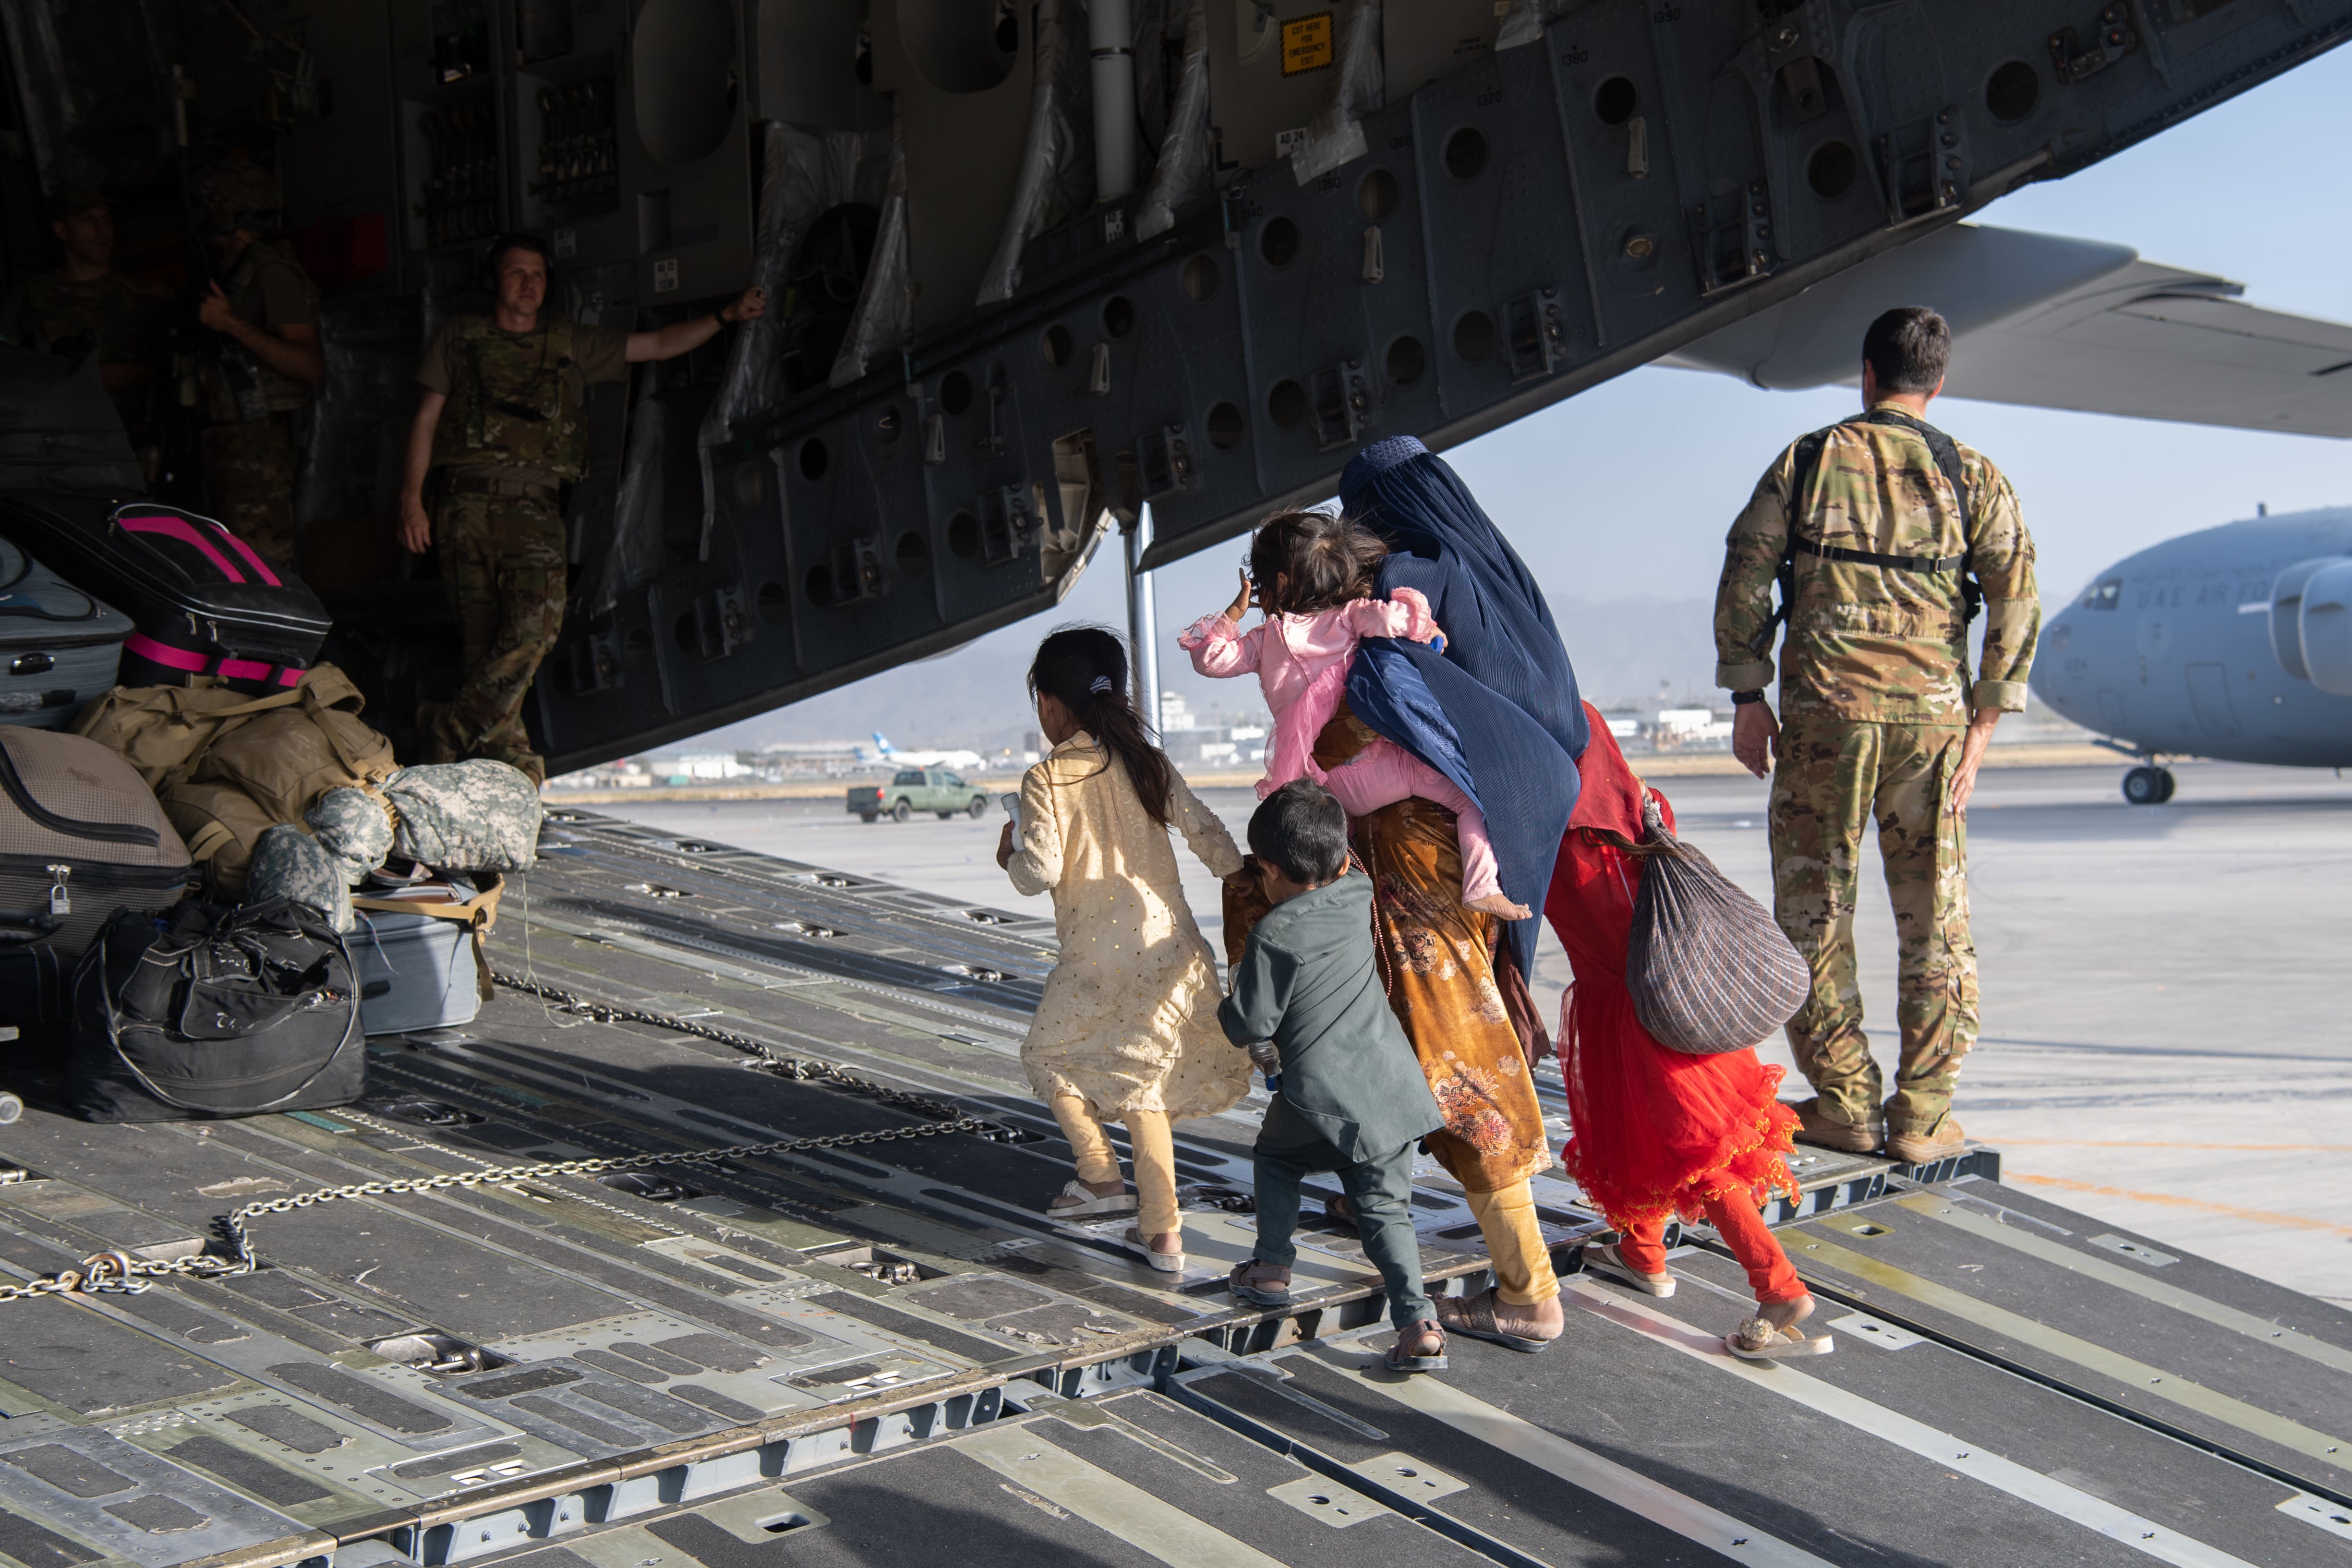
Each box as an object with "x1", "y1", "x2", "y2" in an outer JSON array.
[
  {"x1": 115, "y1": 512, "x2": 285, "y2": 588},
  {"x1": 124, "y1": 633, "x2": 302, "y2": 688}
]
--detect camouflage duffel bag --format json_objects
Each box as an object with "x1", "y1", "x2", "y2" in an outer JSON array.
[{"x1": 1623, "y1": 796, "x2": 1809, "y2": 1055}]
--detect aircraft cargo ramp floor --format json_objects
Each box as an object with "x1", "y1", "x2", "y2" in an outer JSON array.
[{"x1": 0, "y1": 809, "x2": 2345, "y2": 1568}]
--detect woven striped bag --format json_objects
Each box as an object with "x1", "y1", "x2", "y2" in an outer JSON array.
[{"x1": 1623, "y1": 795, "x2": 1809, "y2": 1054}]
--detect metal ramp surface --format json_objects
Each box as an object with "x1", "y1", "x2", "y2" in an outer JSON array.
[{"x1": 0, "y1": 811, "x2": 2335, "y2": 1568}]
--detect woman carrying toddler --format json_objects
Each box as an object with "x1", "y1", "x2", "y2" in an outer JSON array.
[
  {"x1": 1178, "y1": 509, "x2": 1529, "y2": 919},
  {"x1": 997, "y1": 627, "x2": 1250, "y2": 1275}
]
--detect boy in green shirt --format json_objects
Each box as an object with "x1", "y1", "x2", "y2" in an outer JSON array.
[{"x1": 1220, "y1": 781, "x2": 1448, "y2": 1373}]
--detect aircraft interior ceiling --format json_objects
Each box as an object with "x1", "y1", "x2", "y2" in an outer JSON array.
[{"x1": 1, "y1": 0, "x2": 2348, "y2": 769}]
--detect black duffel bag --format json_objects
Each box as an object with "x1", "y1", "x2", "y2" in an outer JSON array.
[
  {"x1": 1624, "y1": 795, "x2": 1810, "y2": 1055},
  {"x1": 69, "y1": 897, "x2": 364, "y2": 1121}
]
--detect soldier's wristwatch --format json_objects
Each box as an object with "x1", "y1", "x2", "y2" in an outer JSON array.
[{"x1": 1730, "y1": 689, "x2": 1766, "y2": 705}]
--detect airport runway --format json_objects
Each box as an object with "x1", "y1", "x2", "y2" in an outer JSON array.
[{"x1": 607, "y1": 760, "x2": 2352, "y2": 1305}]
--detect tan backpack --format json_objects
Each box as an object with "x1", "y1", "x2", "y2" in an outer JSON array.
[
  {"x1": 75, "y1": 665, "x2": 397, "y2": 895},
  {"x1": 159, "y1": 779, "x2": 283, "y2": 896}
]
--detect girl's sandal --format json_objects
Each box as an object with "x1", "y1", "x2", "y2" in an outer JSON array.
[
  {"x1": 1726, "y1": 1315, "x2": 1834, "y2": 1360},
  {"x1": 1122, "y1": 1226, "x2": 1186, "y2": 1274},
  {"x1": 1047, "y1": 1180, "x2": 1135, "y2": 1219},
  {"x1": 1581, "y1": 1241, "x2": 1677, "y2": 1297},
  {"x1": 1385, "y1": 1320, "x2": 1448, "y2": 1373}
]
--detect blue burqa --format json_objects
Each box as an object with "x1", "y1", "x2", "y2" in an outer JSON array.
[{"x1": 1340, "y1": 436, "x2": 1587, "y2": 979}]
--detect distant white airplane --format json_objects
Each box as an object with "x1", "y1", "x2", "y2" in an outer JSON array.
[{"x1": 859, "y1": 732, "x2": 987, "y2": 772}]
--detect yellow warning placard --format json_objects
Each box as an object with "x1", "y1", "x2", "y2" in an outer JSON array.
[{"x1": 1281, "y1": 12, "x2": 1334, "y2": 76}]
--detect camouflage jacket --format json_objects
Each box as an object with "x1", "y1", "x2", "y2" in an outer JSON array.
[
  {"x1": 0, "y1": 271, "x2": 164, "y2": 432},
  {"x1": 428, "y1": 316, "x2": 589, "y2": 482},
  {"x1": 1713, "y1": 403, "x2": 2039, "y2": 724},
  {"x1": 197, "y1": 240, "x2": 320, "y2": 424},
  {"x1": 0, "y1": 271, "x2": 161, "y2": 366}
]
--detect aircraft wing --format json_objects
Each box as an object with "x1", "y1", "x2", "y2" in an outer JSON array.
[{"x1": 1665, "y1": 224, "x2": 2352, "y2": 439}]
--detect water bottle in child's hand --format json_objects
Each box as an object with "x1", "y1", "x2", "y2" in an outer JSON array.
[
  {"x1": 1247, "y1": 1040, "x2": 1280, "y2": 1092},
  {"x1": 1000, "y1": 793, "x2": 1022, "y2": 834}
]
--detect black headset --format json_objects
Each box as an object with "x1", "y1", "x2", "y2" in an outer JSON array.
[{"x1": 479, "y1": 231, "x2": 555, "y2": 289}]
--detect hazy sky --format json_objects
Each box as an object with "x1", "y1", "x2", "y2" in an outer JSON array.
[{"x1": 692, "y1": 47, "x2": 2352, "y2": 751}]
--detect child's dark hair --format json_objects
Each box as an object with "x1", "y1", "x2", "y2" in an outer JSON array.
[
  {"x1": 1248, "y1": 780, "x2": 1349, "y2": 885},
  {"x1": 1028, "y1": 625, "x2": 1174, "y2": 826},
  {"x1": 1249, "y1": 509, "x2": 1388, "y2": 617}
]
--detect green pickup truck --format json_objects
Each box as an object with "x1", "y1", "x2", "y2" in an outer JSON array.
[{"x1": 849, "y1": 768, "x2": 991, "y2": 823}]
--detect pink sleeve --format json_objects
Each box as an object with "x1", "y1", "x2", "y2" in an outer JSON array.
[
  {"x1": 1260, "y1": 659, "x2": 1351, "y2": 795},
  {"x1": 1345, "y1": 586, "x2": 1442, "y2": 645},
  {"x1": 1179, "y1": 614, "x2": 1262, "y2": 678}
]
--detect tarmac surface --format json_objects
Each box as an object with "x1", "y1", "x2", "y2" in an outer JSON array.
[{"x1": 606, "y1": 759, "x2": 2352, "y2": 1307}]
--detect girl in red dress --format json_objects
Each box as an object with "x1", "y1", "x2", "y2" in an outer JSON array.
[{"x1": 1544, "y1": 706, "x2": 1828, "y2": 1358}]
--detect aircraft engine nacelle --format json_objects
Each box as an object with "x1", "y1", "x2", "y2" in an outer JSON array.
[
  {"x1": 2296, "y1": 560, "x2": 2352, "y2": 696},
  {"x1": 2269, "y1": 557, "x2": 2337, "y2": 681}
]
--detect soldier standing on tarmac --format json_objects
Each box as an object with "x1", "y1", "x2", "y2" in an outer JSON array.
[
  {"x1": 191, "y1": 159, "x2": 324, "y2": 568},
  {"x1": 396, "y1": 233, "x2": 763, "y2": 784},
  {"x1": 0, "y1": 188, "x2": 170, "y2": 461},
  {"x1": 1713, "y1": 306, "x2": 2040, "y2": 1166}
]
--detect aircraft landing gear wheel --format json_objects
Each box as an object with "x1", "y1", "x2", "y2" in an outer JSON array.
[
  {"x1": 2155, "y1": 767, "x2": 2177, "y2": 803},
  {"x1": 2123, "y1": 765, "x2": 2169, "y2": 806},
  {"x1": 891, "y1": 800, "x2": 912, "y2": 823}
]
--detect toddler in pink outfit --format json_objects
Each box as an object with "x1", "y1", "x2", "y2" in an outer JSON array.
[{"x1": 1178, "y1": 510, "x2": 1529, "y2": 918}]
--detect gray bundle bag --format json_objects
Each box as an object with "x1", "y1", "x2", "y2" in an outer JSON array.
[
  {"x1": 304, "y1": 759, "x2": 540, "y2": 882},
  {"x1": 1624, "y1": 796, "x2": 1809, "y2": 1054}
]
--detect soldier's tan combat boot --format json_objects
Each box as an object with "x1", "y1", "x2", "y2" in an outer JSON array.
[
  {"x1": 1789, "y1": 1098, "x2": 1880, "y2": 1154},
  {"x1": 1887, "y1": 1117, "x2": 1966, "y2": 1166}
]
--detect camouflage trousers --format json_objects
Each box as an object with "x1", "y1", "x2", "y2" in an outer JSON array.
[
  {"x1": 422, "y1": 488, "x2": 565, "y2": 785},
  {"x1": 1769, "y1": 718, "x2": 1978, "y2": 1137},
  {"x1": 198, "y1": 415, "x2": 301, "y2": 567}
]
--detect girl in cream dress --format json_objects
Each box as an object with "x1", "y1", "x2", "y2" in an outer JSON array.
[{"x1": 997, "y1": 627, "x2": 1250, "y2": 1274}]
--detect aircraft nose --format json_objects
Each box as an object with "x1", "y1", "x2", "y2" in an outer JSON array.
[{"x1": 2028, "y1": 604, "x2": 2086, "y2": 715}]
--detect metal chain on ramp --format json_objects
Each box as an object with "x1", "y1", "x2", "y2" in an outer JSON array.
[{"x1": 0, "y1": 977, "x2": 1014, "y2": 1304}]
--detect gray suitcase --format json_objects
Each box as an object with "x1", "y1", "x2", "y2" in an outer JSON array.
[
  {"x1": 350, "y1": 909, "x2": 480, "y2": 1035},
  {"x1": 0, "y1": 535, "x2": 131, "y2": 728}
]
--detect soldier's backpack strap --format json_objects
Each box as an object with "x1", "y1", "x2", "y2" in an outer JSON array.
[
  {"x1": 1753, "y1": 409, "x2": 1983, "y2": 659},
  {"x1": 1855, "y1": 406, "x2": 1983, "y2": 627},
  {"x1": 1747, "y1": 423, "x2": 1837, "y2": 658}
]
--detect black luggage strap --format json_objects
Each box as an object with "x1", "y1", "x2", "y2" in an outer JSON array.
[{"x1": 1749, "y1": 407, "x2": 1982, "y2": 658}]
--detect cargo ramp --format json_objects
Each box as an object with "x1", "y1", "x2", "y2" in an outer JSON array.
[{"x1": 0, "y1": 813, "x2": 2342, "y2": 1568}]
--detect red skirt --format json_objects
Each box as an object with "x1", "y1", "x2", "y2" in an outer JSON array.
[{"x1": 1545, "y1": 711, "x2": 1799, "y2": 1232}]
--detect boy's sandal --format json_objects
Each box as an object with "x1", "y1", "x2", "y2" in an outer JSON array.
[
  {"x1": 1385, "y1": 1320, "x2": 1448, "y2": 1374},
  {"x1": 1122, "y1": 1226, "x2": 1186, "y2": 1274},
  {"x1": 1726, "y1": 1315, "x2": 1834, "y2": 1360},
  {"x1": 1228, "y1": 1259, "x2": 1294, "y2": 1308},
  {"x1": 1046, "y1": 1180, "x2": 1135, "y2": 1218},
  {"x1": 1436, "y1": 1287, "x2": 1556, "y2": 1353},
  {"x1": 1581, "y1": 1241, "x2": 1677, "y2": 1297}
]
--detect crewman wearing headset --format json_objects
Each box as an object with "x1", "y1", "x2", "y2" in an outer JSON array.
[{"x1": 397, "y1": 233, "x2": 762, "y2": 784}]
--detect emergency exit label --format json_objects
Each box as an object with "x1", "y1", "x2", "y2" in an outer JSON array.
[{"x1": 1281, "y1": 12, "x2": 1334, "y2": 75}]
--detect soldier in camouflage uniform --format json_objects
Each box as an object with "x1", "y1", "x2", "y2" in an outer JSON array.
[
  {"x1": 398, "y1": 233, "x2": 762, "y2": 784},
  {"x1": 0, "y1": 189, "x2": 169, "y2": 452},
  {"x1": 192, "y1": 160, "x2": 324, "y2": 568},
  {"x1": 1713, "y1": 307, "x2": 2039, "y2": 1166}
]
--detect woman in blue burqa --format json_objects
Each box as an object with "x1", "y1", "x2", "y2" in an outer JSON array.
[{"x1": 1225, "y1": 435, "x2": 1588, "y2": 1350}]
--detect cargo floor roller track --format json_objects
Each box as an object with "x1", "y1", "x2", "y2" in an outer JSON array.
[{"x1": 0, "y1": 809, "x2": 2341, "y2": 1568}]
